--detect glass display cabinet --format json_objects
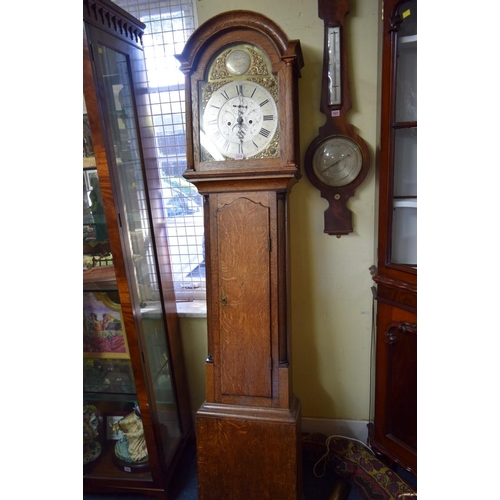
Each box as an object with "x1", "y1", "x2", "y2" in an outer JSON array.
[
  {"x1": 83, "y1": 0, "x2": 192, "y2": 497},
  {"x1": 370, "y1": 0, "x2": 417, "y2": 475}
]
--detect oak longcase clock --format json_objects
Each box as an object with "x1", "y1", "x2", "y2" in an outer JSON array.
[{"x1": 176, "y1": 10, "x2": 304, "y2": 500}]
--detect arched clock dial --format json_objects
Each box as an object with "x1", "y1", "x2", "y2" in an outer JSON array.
[
  {"x1": 196, "y1": 42, "x2": 281, "y2": 164},
  {"x1": 201, "y1": 80, "x2": 278, "y2": 159}
]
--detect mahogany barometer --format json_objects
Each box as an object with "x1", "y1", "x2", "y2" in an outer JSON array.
[
  {"x1": 304, "y1": 0, "x2": 371, "y2": 236},
  {"x1": 176, "y1": 10, "x2": 304, "y2": 500}
]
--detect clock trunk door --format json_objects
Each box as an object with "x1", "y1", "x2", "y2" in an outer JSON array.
[{"x1": 214, "y1": 192, "x2": 273, "y2": 402}]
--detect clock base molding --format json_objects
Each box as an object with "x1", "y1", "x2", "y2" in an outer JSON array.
[
  {"x1": 191, "y1": 411, "x2": 370, "y2": 442},
  {"x1": 195, "y1": 397, "x2": 303, "y2": 500}
]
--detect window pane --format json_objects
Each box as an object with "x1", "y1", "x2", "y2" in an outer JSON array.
[
  {"x1": 395, "y1": 1, "x2": 417, "y2": 123},
  {"x1": 392, "y1": 202, "x2": 417, "y2": 266},
  {"x1": 113, "y1": 0, "x2": 203, "y2": 300},
  {"x1": 393, "y1": 128, "x2": 417, "y2": 197}
]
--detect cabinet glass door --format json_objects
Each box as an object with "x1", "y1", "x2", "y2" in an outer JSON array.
[
  {"x1": 84, "y1": 93, "x2": 141, "y2": 474},
  {"x1": 90, "y1": 41, "x2": 181, "y2": 464},
  {"x1": 391, "y1": 0, "x2": 417, "y2": 266}
]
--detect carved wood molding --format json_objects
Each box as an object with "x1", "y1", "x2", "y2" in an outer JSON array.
[
  {"x1": 373, "y1": 273, "x2": 417, "y2": 294},
  {"x1": 372, "y1": 273, "x2": 416, "y2": 311},
  {"x1": 177, "y1": 10, "x2": 303, "y2": 75},
  {"x1": 83, "y1": 0, "x2": 145, "y2": 47},
  {"x1": 385, "y1": 321, "x2": 417, "y2": 345}
]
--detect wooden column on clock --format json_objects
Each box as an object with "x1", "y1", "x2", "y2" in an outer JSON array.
[{"x1": 176, "y1": 11, "x2": 304, "y2": 500}]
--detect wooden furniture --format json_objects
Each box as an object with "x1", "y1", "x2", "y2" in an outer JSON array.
[
  {"x1": 83, "y1": 0, "x2": 192, "y2": 497},
  {"x1": 370, "y1": 0, "x2": 417, "y2": 475},
  {"x1": 176, "y1": 11, "x2": 304, "y2": 500}
]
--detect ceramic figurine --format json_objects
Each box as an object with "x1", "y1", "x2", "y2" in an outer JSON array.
[{"x1": 113, "y1": 404, "x2": 148, "y2": 464}]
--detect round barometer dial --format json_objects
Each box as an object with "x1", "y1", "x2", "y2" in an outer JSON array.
[{"x1": 312, "y1": 136, "x2": 363, "y2": 187}]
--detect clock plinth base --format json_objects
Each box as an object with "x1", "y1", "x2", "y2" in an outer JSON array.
[{"x1": 196, "y1": 397, "x2": 303, "y2": 500}]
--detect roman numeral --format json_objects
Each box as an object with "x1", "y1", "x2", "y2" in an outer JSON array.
[
  {"x1": 236, "y1": 84, "x2": 243, "y2": 96},
  {"x1": 210, "y1": 130, "x2": 222, "y2": 141},
  {"x1": 221, "y1": 90, "x2": 230, "y2": 100},
  {"x1": 259, "y1": 99, "x2": 270, "y2": 107},
  {"x1": 263, "y1": 115, "x2": 274, "y2": 121},
  {"x1": 259, "y1": 128, "x2": 271, "y2": 138}
]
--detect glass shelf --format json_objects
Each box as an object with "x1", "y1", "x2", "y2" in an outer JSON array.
[
  {"x1": 84, "y1": 358, "x2": 136, "y2": 394},
  {"x1": 84, "y1": 392, "x2": 138, "y2": 403},
  {"x1": 400, "y1": 35, "x2": 417, "y2": 44}
]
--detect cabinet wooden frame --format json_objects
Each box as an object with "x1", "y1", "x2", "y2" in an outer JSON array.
[
  {"x1": 370, "y1": 0, "x2": 417, "y2": 475},
  {"x1": 375, "y1": 0, "x2": 417, "y2": 284},
  {"x1": 83, "y1": 0, "x2": 192, "y2": 497}
]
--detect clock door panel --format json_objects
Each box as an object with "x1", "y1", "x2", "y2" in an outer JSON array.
[{"x1": 217, "y1": 195, "x2": 272, "y2": 399}]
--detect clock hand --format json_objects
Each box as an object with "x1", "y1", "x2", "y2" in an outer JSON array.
[
  {"x1": 236, "y1": 126, "x2": 246, "y2": 141},
  {"x1": 320, "y1": 153, "x2": 351, "y2": 174},
  {"x1": 234, "y1": 114, "x2": 246, "y2": 131},
  {"x1": 235, "y1": 96, "x2": 247, "y2": 141},
  {"x1": 234, "y1": 113, "x2": 247, "y2": 139}
]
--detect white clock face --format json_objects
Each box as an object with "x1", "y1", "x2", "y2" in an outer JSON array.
[{"x1": 201, "y1": 81, "x2": 278, "y2": 160}]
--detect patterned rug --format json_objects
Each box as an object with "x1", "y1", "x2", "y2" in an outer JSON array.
[{"x1": 302, "y1": 433, "x2": 417, "y2": 500}]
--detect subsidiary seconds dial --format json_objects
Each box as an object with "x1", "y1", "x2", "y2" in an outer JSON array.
[{"x1": 202, "y1": 81, "x2": 278, "y2": 159}]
